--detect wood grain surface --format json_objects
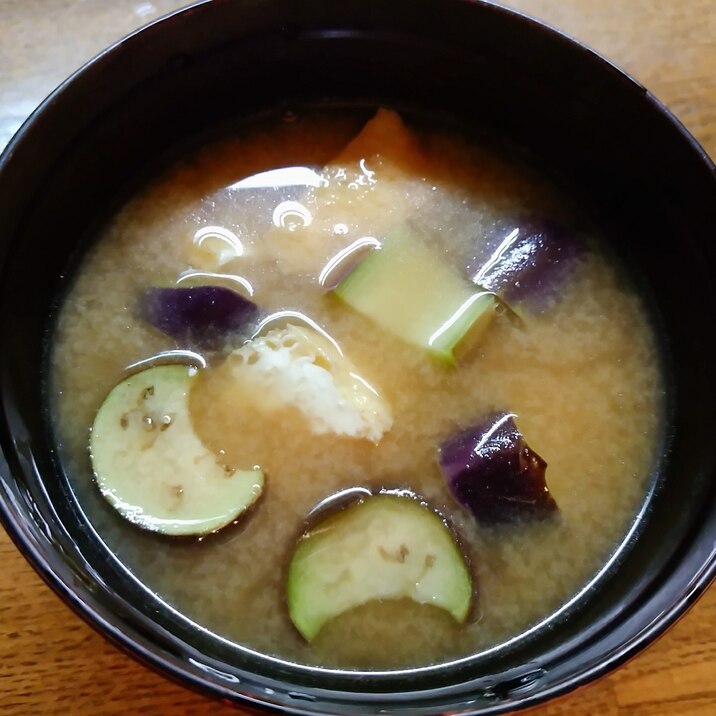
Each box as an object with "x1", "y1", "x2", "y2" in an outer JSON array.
[{"x1": 1, "y1": 1, "x2": 715, "y2": 714}]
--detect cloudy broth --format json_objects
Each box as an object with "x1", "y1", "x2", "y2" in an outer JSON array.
[{"x1": 50, "y1": 109, "x2": 663, "y2": 669}]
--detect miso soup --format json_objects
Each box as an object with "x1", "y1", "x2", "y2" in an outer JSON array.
[{"x1": 50, "y1": 109, "x2": 663, "y2": 669}]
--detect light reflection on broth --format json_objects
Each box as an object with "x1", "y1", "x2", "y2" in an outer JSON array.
[
  {"x1": 176, "y1": 269, "x2": 255, "y2": 297},
  {"x1": 50, "y1": 108, "x2": 663, "y2": 670}
]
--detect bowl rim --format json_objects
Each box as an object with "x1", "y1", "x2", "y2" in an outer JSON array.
[{"x1": 1, "y1": 0, "x2": 716, "y2": 713}]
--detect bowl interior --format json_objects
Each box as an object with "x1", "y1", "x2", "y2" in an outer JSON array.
[{"x1": 1, "y1": 0, "x2": 716, "y2": 713}]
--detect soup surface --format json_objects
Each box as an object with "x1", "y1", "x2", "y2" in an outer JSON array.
[{"x1": 50, "y1": 108, "x2": 663, "y2": 669}]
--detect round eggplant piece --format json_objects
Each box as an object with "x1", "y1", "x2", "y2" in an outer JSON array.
[
  {"x1": 90, "y1": 364, "x2": 263, "y2": 536},
  {"x1": 286, "y1": 493, "x2": 472, "y2": 641}
]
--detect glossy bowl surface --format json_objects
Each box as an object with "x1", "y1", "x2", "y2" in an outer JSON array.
[{"x1": 1, "y1": 1, "x2": 716, "y2": 714}]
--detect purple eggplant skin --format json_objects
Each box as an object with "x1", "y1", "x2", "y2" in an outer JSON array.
[
  {"x1": 469, "y1": 217, "x2": 583, "y2": 315},
  {"x1": 438, "y1": 412, "x2": 558, "y2": 524},
  {"x1": 139, "y1": 286, "x2": 259, "y2": 349}
]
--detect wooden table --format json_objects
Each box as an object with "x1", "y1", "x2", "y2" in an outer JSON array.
[{"x1": 1, "y1": 1, "x2": 715, "y2": 713}]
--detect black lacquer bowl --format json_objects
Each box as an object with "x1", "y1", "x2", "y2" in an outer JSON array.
[{"x1": 1, "y1": 1, "x2": 715, "y2": 713}]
